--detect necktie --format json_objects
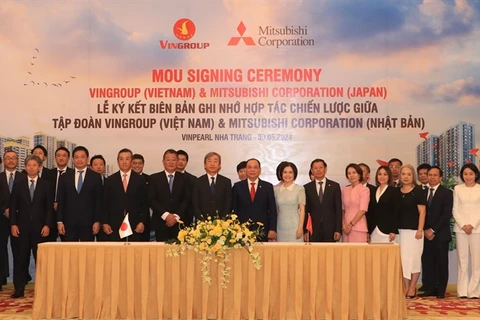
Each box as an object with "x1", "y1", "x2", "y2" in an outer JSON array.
[
  {"x1": 427, "y1": 188, "x2": 434, "y2": 207},
  {"x1": 77, "y1": 170, "x2": 84, "y2": 193},
  {"x1": 393, "y1": 181, "x2": 398, "y2": 187},
  {"x1": 55, "y1": 170, "x2": 65, "y2": 201},
  {"x1": 122, "y1": 173, "x2": 128, "y2": 192},
  {"x1": 250, "y1": 182, "x2": 255, "y2": 201},
  {"x1": 210, "y1": 176, "x2": 215, "y2": 194},
  {"x1": 168, "y1": 174, "x2": 174, "y2": 192},
  {"x1": 318, "y1": 181, "x2": 324, "y2": 204},
  {"x1": 29, "y1": 179, "x2": 35, "y2": 201},
  {"x1": 8, "y1": 172, "x2": 14, "y2": 193}
]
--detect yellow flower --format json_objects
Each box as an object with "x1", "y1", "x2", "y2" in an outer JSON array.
[
  {"x1": 178, "y1": 230, "x2": 188, "y2": 242},
  {"x1": 213, "y1": 225, "x2": 223, "y2": 236},
  {"x1": 207, "y1": 238, "x2": 212, "y2": 244},
  {"x1": 256, "y1": 222, "x2": 264, "y2": 226},
  {"x1": 231, "y1": 214, "x2": 238, "y2": 220}
]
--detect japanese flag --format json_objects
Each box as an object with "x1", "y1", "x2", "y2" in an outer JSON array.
[{"x1": 119, "y1": 213, "x2": 133, "y2": 239}]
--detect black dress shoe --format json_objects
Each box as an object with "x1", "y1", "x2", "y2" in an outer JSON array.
[
  {"x1": 1, "y1": 277, "x2": 6, "y2": 285},
  {"x1": 470, "y1": 297, "x2": 479, "y2": 299},
  {"x1": 0, "y1": 285, "x2": 3, "y2": 291},
  {"x1": 460, "y1": 296, "x2": 468, "y2": 299},
  {"x1": 11, "y1": 291, "x2": 24, "y2": 298},
  {"x1": 418, "y1": 291, "x2": 437, "y2": 297},
  {"x1": 27, "y1": 274, "x2": 32, "y2": 283},
  {"x1": 436, "y1": 294, "x2": 445, "y2": 299},
  {"x1": 418, "y1": 285, "x2": 427, "y2": 292}
]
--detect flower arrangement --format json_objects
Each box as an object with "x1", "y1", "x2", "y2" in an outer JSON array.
[{"x1": 166, "y1": 214, "x2": 264, "y2": 288}]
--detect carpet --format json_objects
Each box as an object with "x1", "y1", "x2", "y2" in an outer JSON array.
[{"x1": 1, "y1": 283, "x2": 480, "y2": 319}]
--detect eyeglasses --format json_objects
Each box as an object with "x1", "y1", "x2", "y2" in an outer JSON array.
[{"x1": 4, "y1": 157, "x2": 18, "y2": 161}]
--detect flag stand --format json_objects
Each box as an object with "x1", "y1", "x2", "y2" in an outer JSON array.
[{"x1": 124, "y1": 236, "x2": 130, "y2": 245}]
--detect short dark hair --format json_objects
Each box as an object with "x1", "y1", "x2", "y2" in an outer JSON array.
[
  {"x1": 276, "y1": 161, "x2": 289, "y2": 181},
  {"x1": 388, "y1": 158, "x2": 403, "y2": 166},
  {"x1": 90, "y1": 155, "x2": 105, "y2": 166},
  {"x1": 310, "y1": 159, "x2": 327, "y2": 169},
  {"x1": 345, "y1": 163, "x2": 364, "y2": 183},
  {"x1": 278, "y1": 162, "x2": 298, "y2": 181},
  {"x1": 163, "y1": 149, "x2": 177, "y2": 160},
  {"x1": 32, "y1": 145, "x2": 48, "y2": 157},
  {"x1": 55, "y1": 146, "x2": 70, "y2": 157},
  {"x1": 132, "y1": 154, "x2": 145, "y2": 163},
  {"x1": 176, "y1": 149, "x2": 189, "y2": 161},
  {"x1": 428, "y1": 165, "x2": 443, "y2": 178},
  {"x1": 246, "y1": 158, "x2": 261, "y2": 168},
  {"x1": 417, "y1": 163, "x2": 431, "y2": 173},
  {"x1": 72, "y1": 146, "x2": 89, "y2": 158},
  {"x1": 117, "y1": 148, "x2": 133, "y2": 160},
  {"x1": 358, "y1": 163, "x2": 370, "y2": 173},
  {"x1": 236, "y1": 161, "x2": 247, "y2": 172},
  {"x1": 375, "y1": 166, "x2": 393, "y2": 186},
  {"x1": 460, "y1": 163, "x2": 479, "y2": 182}
]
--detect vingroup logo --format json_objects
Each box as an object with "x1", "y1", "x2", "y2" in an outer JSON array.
[
  {"x1": 159, "y1": 18, "x2": 210, "y2": 50},
  {"x1": 173, "y1": 18, "x2": 196, "y2": 41}
]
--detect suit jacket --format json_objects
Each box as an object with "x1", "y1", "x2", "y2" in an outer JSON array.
[
  {"x1": 0, "y1": 171, "x2": 27, "y2": 213},
  {"x1": 183, "y1": 171, "x2": 197, "y2": 226},
  {"x1": 368, "y1": 186, "x2": 398, "y2": 234},
  {"x1": 102, "y1": 171, "x2": 149, "y2": 232},
  {"x1": 56, "y1": 168, "x2": 103, "y2": 227},
  {"x1": 232, "y1": 179, "x2": 277, "y2": 234},
  {"x1": 364, "y1": 183, "x2": 376, "y2": 233},
  {"x1": 193, "y1": 174, "x2": 232, "y2": 220},
  {"x1": 424, "y1": 185, "x2": 453, "y2": 242},
  {"x1": 304, "y1": 178, "x2": 342, "y2": 239},
  {"x1": 52, "y1": 167, "x2": 74, "y2": 200},
  {"x1": 148, "y1": 171, "x2": 190, "y2": 230},
  {"x1": 140, "y1": 173, "x2": 150, "y2": 184},
  {"x1": 9, "y1": 177, "x2": 53, "y2": 231}
]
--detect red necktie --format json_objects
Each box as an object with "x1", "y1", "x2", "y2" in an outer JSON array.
[{"x1": 250, "y1": 182, "x2": 255, "y2": 201}]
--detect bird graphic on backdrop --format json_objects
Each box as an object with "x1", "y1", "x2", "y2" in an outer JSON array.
[{"x1": 24, "y1": 48, "x2": 77, "y2": 87}]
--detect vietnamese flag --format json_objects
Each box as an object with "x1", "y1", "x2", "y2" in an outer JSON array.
[{"x1": 306, "y1": 214, "x2": 313, "y2": 235}]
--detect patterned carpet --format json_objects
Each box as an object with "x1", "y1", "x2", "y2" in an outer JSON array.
[{"x1": 1, "y1": 284, "x2": 479, "y2": 319}]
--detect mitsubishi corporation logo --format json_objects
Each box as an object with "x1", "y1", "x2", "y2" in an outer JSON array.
[
  {"x1": 173, "y1": 18, "x2": 195, "y2": 40},
  {"x1": 228, "y1": 21, "x2": 255, "y2": 46}
]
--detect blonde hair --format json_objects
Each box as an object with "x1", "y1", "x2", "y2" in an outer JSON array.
[{"x1": 400, "y1": 164, "x2": 419, "y2": 187}]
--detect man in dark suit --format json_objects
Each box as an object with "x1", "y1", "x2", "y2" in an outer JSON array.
[
  {"x1": 50, "y1": 147, "x2": 73, "y2": 242},
  {"x1": 9, "y1": 155, "x2": 53, "y2": 298},
  {"x1": 132, "y1": 154, "x2": 151, "y2": 241},
  {"x1": 149, "y1": 149, "x2": 190, "y2": 241},
  {"x1": 56, "y1": 146, "x2": 103, "y2": 241},
  {"x1": 193, "y1": 152, "x2": 232, "y2": 220},
  {"x1": 388, "y1": 158, "x2": 403, "y2": 187},
  {"x1": 417, "y1": 163, "x2": 431, "y2": 190},
  {"x1": 177, "y1": 150, "x2": 196, "y2": 226},
  {"x1": 0, "y1": 151, "x2": 27, "y2": 291},
  {"x1": 304, "y1": 159, "x2": 342, "y2": 242},
  {"x1": 418, "y1": 166, "x2": 453, "y2": 299},
  {"x1": 359, "y1": 163, "x2": 377, "y2": 235},
  {"x1": 90, "y1": 155, "x2": 107, "y2": 185},
  {"x1": 30, "y1": 145, "x2": 56, "y2": 184},
  {"x1": 102, "y1": 149, "x2": 148, "y2": 241},
  {"x1": 232, "y1": 158, "x2": 277, "y2": 241}
]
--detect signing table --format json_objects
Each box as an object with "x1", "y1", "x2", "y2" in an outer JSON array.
[{"x1": 32, "y1": 242, "x2": 407, "y2": 320}]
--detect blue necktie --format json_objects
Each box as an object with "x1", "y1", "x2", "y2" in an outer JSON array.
[
  {"x1": 168, "y1": 174, "x2": 174, "y2": 192},
  {"x1": 29, "y1": 179, "x2": 35, "y2": 201},
  {"x1": 8, "y1": 173, "x2": 14, "y2": 193},
  {"x1": 77, "y1": 170, "x2": 84, "y2": 193},
  {"x1": 210, "y1": 177, "x2": 215, "y2": 194}
]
